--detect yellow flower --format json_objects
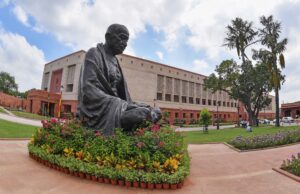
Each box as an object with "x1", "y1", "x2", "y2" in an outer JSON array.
[
  {"x1": 75, "y1": 150, "x2": 84, "y2": 160},
  {"x1": 63, "y1": 148, "x2": 73, "y2": 157}
]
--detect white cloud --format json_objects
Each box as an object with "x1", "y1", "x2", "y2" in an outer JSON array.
[
  {"x1": 12, "y1": 5, "x2": 29, "y2": 27},
  {"x1": 0, "y1": 28, "x2": 46, "y2": 92},
  {"x1": 155, "y1": 51, "x2": 164, "y2": 60},
  {"x1": 190, "y1": 59, "x2": 213, "y2": 76}
]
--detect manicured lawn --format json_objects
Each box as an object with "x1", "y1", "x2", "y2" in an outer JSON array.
[
  {"x1": 182, "y1": 125, "x2": 300, "y2": 144},
  {"x1": 11, "y1": 111, "x2": 49, "y2": 120},
  {"x1": 0, "y1": 107, "x2": 8, "y2": 114},
  {"x1": 0, "y1": 119, "x2": 38, "y2": 138}
]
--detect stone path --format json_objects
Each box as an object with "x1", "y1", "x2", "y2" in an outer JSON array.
[
  {"x1": 0, "y1": 140, "x2": 299, "y2": 194},
  {"x1": 0, "y1": 113, "x2": 41, "y2": 127}
]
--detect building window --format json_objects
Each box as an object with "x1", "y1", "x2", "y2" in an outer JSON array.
[
  {"x1": 141, "y1": 63, "x2": 143, "y2": 67},
  {"x1": 190, "y1": 113, "x2": 193, "y2": 118},
  {"x1": 165, "y1": 94, "x2": 171, "y2": 101},
  {"x1": 227, "y1": 102, "x2": 230, "y2": 107},
  {"x1": 234, "y1": 103, "x2": 237, "y2": 107},
  {"x1": 202, "y1": 99, "x2": 206, "y2": 105},
  {"x1": 218, "y1": 101, "x2": 221, "y2": 106},
  {"x1": 231, "y1": 102, "x2": 233, "y2": 107},
  {"x1": 43, "y1": 72, "x2": 50, "y2": 91},
  {"x1": 175, "y1": 112, "x2": 179, "y2": 118},
  {"x1": 174, "y1": 95, "x2": 179, "y2": 102},
  {"x1": 196, "y1": 98, "x2": 200, "y2": 104},
  {"x1": 208, "y1": 100, "x2": 211, "y2": 106},
  {"x1": 131, "y1": 60, "x2": 133, "y2": 64},
  {"x1": 223, "y1": 101, "x2": 226, "y2": 106},
  {"x1": 182, "y1": 96, "x2": 187, "y2": 103},
  {"x1": 228, "y1": 114, "x2": 230, "y2": 118},
  {"x1": 157, "y1": 93, "x2": 162, "y2": 100},
  {"x1": 197, "y1": 113, "x2": 200, "y2": 118},
  {"x1": 66, "y1": 65, "x2": 76, "y2": 92},
  {"x1": 189, "y1": 97, "x2": 193, "y2": 104},
  {"x1": 213, "y1": 100, "x2": 216, "y2": 106},
  {"x1": 183, "y1": 113, "x2": 186, "y2": 118}
]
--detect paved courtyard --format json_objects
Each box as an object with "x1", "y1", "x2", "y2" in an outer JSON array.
[{"x1": 0, "y1": 140, "x2": 299, "y2": 194}]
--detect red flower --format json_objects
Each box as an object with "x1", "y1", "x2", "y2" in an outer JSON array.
[
  {"x1": 151, "y1": 124, "x2": 160, "y2": 132},
  {"x1": 95, "y1": 131, "x2": 102, "y2": 137},
  {"x1": 135, "y1": 128, "x2": 145, "y2": 136},
  {"x1": 158, "y1": 141, "x2": 165, "y2": 148}
]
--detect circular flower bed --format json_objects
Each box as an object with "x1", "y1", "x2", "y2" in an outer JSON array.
[{"x1": 28, "y1": 119, "x2": 190, "y2": 189}]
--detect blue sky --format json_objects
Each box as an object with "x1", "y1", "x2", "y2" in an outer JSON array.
[{"x1": 1, "y1": 0, "x2": 300, "y2": 103}]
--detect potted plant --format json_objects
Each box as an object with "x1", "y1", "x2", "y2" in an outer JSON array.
[
  {"x1": 145, "y1": 173, "x2": 155, "y2": 189},
  {"x1": 168, "y1": 174, "x2": 179, "y2": 189},
  {"x1": 139, "y1": 173, "x2": 147, "y2": 189},
  {"x1": 161, "y1": 173, "x2": 170, "y2": 189},
  {"x1": 95, "y1": 167, "x2": 104, "y2": 183},
  {"x1": 108, "y1": 169, "x2": 118, "y2": 185},
  {"x1": 153, "y1": 173, "x2": 163, "y2": 189},
  {"x1": 116, "y1": 169, "x2": 125, "y2": 186}
]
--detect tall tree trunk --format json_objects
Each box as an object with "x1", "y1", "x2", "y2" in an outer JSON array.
[{"x1": 275, "y1": 87, "x2": 280, "y2": 127}]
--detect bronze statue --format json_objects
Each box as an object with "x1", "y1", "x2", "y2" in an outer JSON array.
[{"x1": 77, "y1": 24, "x2": 161, "y2": 136}]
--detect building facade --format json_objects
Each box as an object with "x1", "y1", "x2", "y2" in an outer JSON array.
[
  {"x1": 281, "y1": 101, "x2": 300, "y2": 118},
  {"x1": 26, "y1": 50, "x2": 275, "y2": 123}
]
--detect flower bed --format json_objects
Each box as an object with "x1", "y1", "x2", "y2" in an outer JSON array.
[
  {"x1": 28, "y1": 119, "x2": 189, "y2": 189},
  {"x1": 228, "y1": 129, "x2": 300, "y2": 150},
  {"x1": 281, "y1": 152, "x2": 300, "y2": 177}
]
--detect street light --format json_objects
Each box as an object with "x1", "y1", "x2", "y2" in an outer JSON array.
[
  {"x1": 58, "y1": 85, "x2": 64, "y2": 118},
  {"x1": 237, "y1": 102, "x2": 240, "y2": 127},
  {"x1": 217, "y1": 101, "x2": 220, "y2": 130}
]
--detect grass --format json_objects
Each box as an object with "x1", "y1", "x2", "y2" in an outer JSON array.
[
  {"x1": 0, "y1": 107, "x2": 8, "y2": 114},
  {"x1": 11, "y1": 110, "x2": 49, "y2": 120},
  {"x1": 182, "y1": 125, "x2": 300, "y2": 144},
  {"x1": 0, "y1": 119, "x2": 38, "y2": 138}
]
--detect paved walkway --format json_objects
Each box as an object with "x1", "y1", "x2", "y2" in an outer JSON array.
[
  {"x1": 0, "y1": 113, "x2": 42, "y2": 127},
  {"x1": 176, "y1": 125, "x2": 235, "y2": 132},
  {"x1": 0, "y1": 141, "x2": 299, "y2": 194}
]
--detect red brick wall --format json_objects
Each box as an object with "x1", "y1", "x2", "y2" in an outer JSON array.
[{"x1": 0, "y1": 92, "x2": 27, "y2": 110}]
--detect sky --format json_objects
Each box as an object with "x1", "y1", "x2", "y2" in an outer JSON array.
[{"x1": 0, "y1": 0, "x2": 300, "y2": 104}]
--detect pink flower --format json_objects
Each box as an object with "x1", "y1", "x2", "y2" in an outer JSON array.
[
  {"x1": 50, "y1": 118, "x2": 58, "y2": 124},
  {"x1": 151, "y1": 124, "x2": 160, "y2": 132},
  {"x1": 61, "y1": 129, "x2": 65, "y2": 134},
  {"x1": 136, "y1": 142, "x2": 145, "y2": 148}
]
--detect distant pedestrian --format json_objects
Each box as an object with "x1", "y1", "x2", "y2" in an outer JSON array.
[{"x1": 246, "y1": 125, "x2": 252, "y2": 132}]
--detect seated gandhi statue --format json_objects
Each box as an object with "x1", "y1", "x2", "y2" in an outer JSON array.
[{"x1": 77, "y1": 24, "x2": 162, "y2": 136}]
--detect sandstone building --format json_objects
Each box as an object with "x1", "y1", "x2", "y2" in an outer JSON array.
[{"x1": 25, "y1": 50, "x2": 275, "y2": 124}]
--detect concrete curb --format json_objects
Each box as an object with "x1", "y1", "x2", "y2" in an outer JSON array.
[
  {"x1": 223, "y1": 142, "x2": 300, "y2": 153},
  {"x1": 0, "y1": 138, "x2": 30, "y2": 141},
  {"x1": 272, "y1": 168, "x2": 300, "y2": 183}
]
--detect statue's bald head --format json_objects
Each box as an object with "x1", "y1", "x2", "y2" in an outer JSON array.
[
  {"x1": 105, "y1": 24, "x2": 129, "y2": 55},
  {"x1": 106, "y1": 24, "x2": 129, "y2": 36}
]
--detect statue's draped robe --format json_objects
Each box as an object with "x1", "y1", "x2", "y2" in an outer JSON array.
[{"x1": 77, "y1": 43, "x2": 132, "y2": 136}]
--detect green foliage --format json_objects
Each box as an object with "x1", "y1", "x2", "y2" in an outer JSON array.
[
  {"x1": 281, "y1": 153, "x2": 300, "y2": 177},
  {"x1": 28, "y1": 119, "x2": 190, "y2": 184},
  {"x1": 199, "y1": 108, "x2": 212, "y2": 127},
  {"x1": 229, "y1": 130, "x2": 300, "y2": 150},
  {"x1": 0, "y1": 71, "x2": 18, "y2": 96}
]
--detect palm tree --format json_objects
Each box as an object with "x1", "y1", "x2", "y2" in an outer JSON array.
[
  {"x1": 223, "y1": 17, "x2": 258, "y2": 64},
  {"x1": 223, "y1": 18, "x2": 258, "y2": 126},
  {"x1": 259, "y1": 15, "x2": 287, "y2": 127}
]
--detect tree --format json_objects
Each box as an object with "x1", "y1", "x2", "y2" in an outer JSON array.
[
  {"x1": 204, "y1": 59, "x2": 272, "y2": 126},
  {"x1": 199, "y1": 108, "x2": 212, "y2": 132},
  {"x1": 0, "y1": 71, "x2": 18, "y2": 96},
  {"x1": 257, "y1": 15, "x2": 288, "y2": 127},
  {"x1": 223, "y1": 17, "x2": 258, "y2": 64}
]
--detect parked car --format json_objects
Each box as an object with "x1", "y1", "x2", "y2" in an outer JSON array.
[
  {"x1": 259, "y1": 119, "x2": 270, "y2": 124},
  {"x1": 282, "y1": 117, "x2": 294, "y2": 123}
]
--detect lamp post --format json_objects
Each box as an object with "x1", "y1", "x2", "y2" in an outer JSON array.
[
  {"x1": 217, "y1": 101, "x2": 220, "y2": 130},
  {"x1": 47, "y1": 93, "x2": 50, "y2": 117},
  {"x1": 58, "y1": 86, "x2": 64, "y2": 118},
  {"x1": 237, "y1": 102, "x2": 240, "y2": 127}
]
